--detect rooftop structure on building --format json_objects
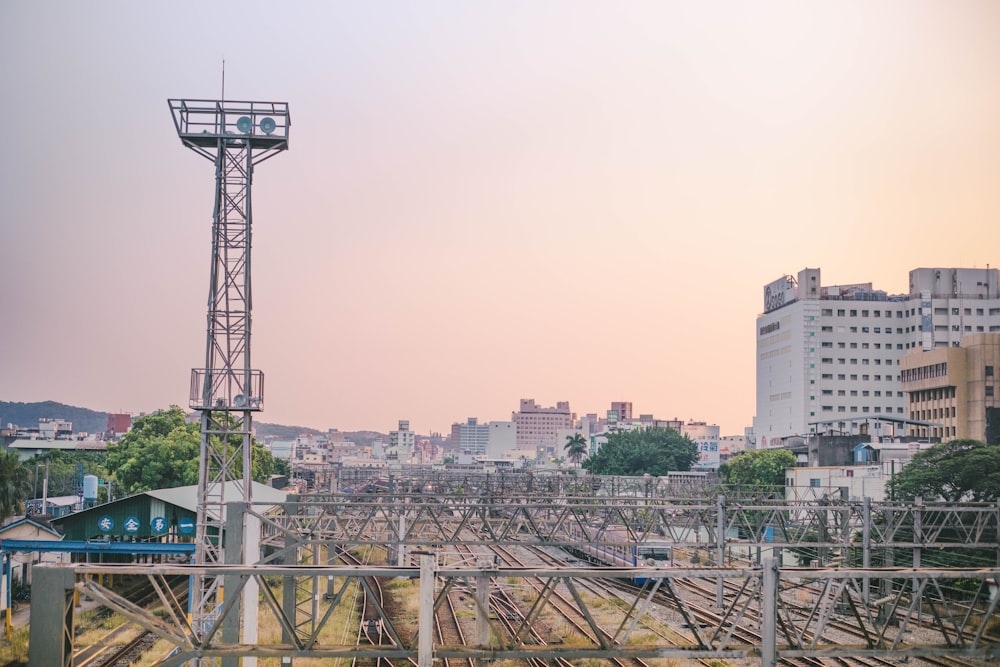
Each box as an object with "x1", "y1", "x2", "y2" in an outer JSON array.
[{"x1": 754, "y1": 266, "x2": 1000, "y2": 446}]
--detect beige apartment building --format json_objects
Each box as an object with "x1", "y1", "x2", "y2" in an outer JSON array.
[{"x1": 900, "y1": 333, "x2": 1000, "y2": 442}]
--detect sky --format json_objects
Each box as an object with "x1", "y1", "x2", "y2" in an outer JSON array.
[{"x1": 2, "y1": 2, "x2": 999, "y2": 437}]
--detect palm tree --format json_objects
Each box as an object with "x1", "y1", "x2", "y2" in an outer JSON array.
[
  {"x1": 564, "y1": 433, "x2": 588, "y2": 468},
  {"x1": 0, "y1": 450, "x2": 32, "y2": 519}
]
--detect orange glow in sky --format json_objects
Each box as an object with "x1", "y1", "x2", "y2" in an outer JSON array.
[{"x1": 1, "y1": 2, "x2": 998, "y2": 436}]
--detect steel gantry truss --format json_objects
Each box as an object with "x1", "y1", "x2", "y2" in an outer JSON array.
[
  {"x1": 29, "y1": 560, "x2": 1000, "y2": 666},
  {"x1": 256, "y1": 493, "x2": 1000, "y2": 563},
  {"x1": 26, "y1": 486, "x2": 1000, "y2": 665},
  {"x1": 168, "y1": 98, "x2": 289, "y2": 659}
]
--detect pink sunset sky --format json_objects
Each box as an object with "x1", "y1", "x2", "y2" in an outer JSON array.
[{"x1": 1, "y1": 2, "x2": 998, "y2": 437}]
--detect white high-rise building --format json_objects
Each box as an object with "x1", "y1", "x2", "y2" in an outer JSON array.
[
  {"x1": 754, "y1": 267, "x2": 1000, "y2": 447},
  {"x1": 387, "y1": 419, "x2": 415, "y2": 463}
]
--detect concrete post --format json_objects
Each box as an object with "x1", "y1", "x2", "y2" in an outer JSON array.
[
  {"x1": 398, "y1": 510, "x2": 407, "y2": 567},
  {"x1": 222, "y1": 502, "x2": 246, "y2": 667},
  {"x1": 476, "y1": 560, "x2": 491, "y2": 646},
  {"x1": 761, "y1": 557, "x2": 778, "y2": 667},
  {"x1": 28, "y1": 565, "x2": 76, "y2": 667},
  {"x1": 862, "y1": 497, "x2": 872, "y2": 604},
  {"x1": 716, "y1": 494, "x2": 725, "y2": 608},
  {"x1": 417, "y1": 551, "x2": 436, "y2": 667},
  {"x1": 244, "y1": 511, "x2": 261, "y2": 667}
]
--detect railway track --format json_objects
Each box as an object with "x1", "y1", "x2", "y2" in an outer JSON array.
[{"x1": 72, "y1": 574, "x2": 188, "y2": 667}]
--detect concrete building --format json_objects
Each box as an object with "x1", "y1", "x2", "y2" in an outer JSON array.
[
  {"x1": 900, "y1": 333, "x2": 1000, "y2": 443},
  {"x1": 387, "y1": 420, "x2": 415, "y2": 464},
  {"x1": 512, "y1": 399, "x2": 574, "y2": 454},
  {"x1": 487, "y1": 421, "x2": 517, "y2": 459},
  {"x1": 682, "y1": 421, "x2": 721, "y2": 470},
  {"x1": 105, "y1": 413, "x2": 132, "y2": 439},
  {"x1": 450, "y1": 418, "x2": 490, "y2": 455},
  {"x1": 755, "y1": 267, "x2": 1000, "y2": 446},
  {"x1": 609, "y1": 401, "x2": 633, "y2": 424}
]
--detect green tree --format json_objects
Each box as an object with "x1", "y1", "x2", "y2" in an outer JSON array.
[
  {"x1": 564, "y1": 433, "x2": 588, "y2": 467},
  {"x1": 886, "y1": 439, "x2": 1000, "y2": 502},
  {"x1": 106, "y1": 406, "x2": 285, "y2": 495},
  {"x1": 24, "y1": 451, "x2": 108, "y2": 497},
  {"x1": 0, "y1": 450, "x2": 33, "y2": 519},
  {"x1": 106, "y1": 407, "x2": 200, "y2": 495},
  {"x1": 718, "y1": 448, "x2": 797, "y2": 491},
  {"x1": 582, "y1": 427, "x2": 698, "y2": 476}
]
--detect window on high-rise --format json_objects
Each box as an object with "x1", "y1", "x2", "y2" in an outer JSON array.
[{"x1": 987, "y1": 366, "x2": 994, "y2": 377}]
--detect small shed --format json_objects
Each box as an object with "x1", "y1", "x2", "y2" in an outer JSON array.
[{"x1": 0, "y1": 518, "x2": 66, "y2": 586}]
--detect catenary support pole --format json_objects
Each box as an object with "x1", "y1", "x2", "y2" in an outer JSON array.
[
  {"x1": 716, "y1": 494, "x2": 725, "y2": 608},
  {"x1": 476, "y1": 560, "x2": 491, "y2": 646},
  {"x1": 28, "y1": 565, "x2": 76, "y2": 667},
  {"x1": 761, "y1": 557, "x2": 778, "y2": 667},
  {"x1": 863, "y1": 497, "x2": 872, "y2": 604},
  {"x1": 418, "y1": 551, "x2": 436, "y2": 667}
]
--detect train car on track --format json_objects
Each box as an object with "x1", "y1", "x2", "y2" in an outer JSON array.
[{"x1": 569, "y1": 538, "x2": 673, "y2": 583}]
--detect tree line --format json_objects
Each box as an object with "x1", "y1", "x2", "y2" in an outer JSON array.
[{"x1": 0, "y1": 406, "x2": 288, "y2": 519}]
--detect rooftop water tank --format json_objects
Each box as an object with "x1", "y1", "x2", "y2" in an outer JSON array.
[{"x1": 83, "y1": 474, "x2": 99, "y2": 503}]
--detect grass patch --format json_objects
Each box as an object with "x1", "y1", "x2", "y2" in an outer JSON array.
[{"x1": 0, "y1": 626, "x2": 29, "y2": 666}]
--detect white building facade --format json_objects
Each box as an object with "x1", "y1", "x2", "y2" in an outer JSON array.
[
  {"x1": 387, "y1": 420, "x2": 415, "y2": 464},
  {"x1": 755, "y1": 267, "x2": 1000, "y2": 446}
]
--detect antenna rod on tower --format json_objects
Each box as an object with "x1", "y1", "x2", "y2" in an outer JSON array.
[{"x1": 221, "y1": 58, "x2": 225, "y2": 101}]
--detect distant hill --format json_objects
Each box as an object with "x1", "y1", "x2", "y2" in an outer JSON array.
[
  {"x1": 0, "y1": 400, "x2": 108, "y2": 435},
  {"x1": 0, "y1": 400, "x2": 386, "y2": 444},
  {"x1": 253, "y1": 422, "x2": 325, "y2": 440},
  {"x1": 253, "y1": 423, "x2": 386, "y2": 446}
]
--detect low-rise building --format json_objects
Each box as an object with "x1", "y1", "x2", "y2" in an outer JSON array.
[{"x1": 900, "y1": 333, "x2": 1000, "y2": 443}]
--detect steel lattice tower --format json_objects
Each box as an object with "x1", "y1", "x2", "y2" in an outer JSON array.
[{"x1": 169, "y1": 99, "x2": 289, "y2": 661}]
